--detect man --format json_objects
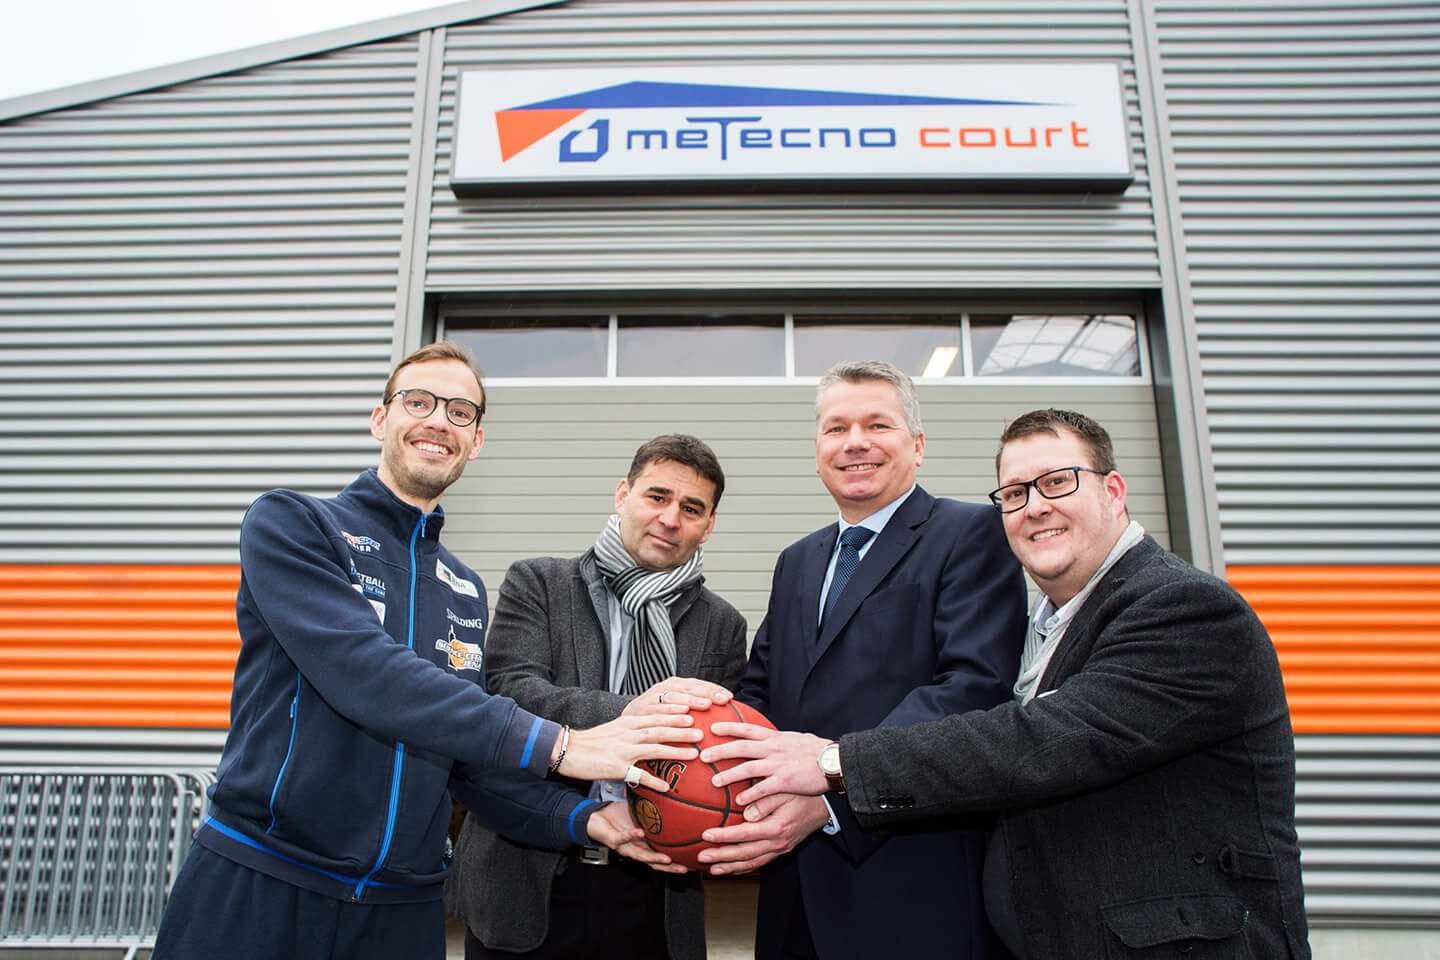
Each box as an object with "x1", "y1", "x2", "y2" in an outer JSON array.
[
  {"x1": 702, "y1": 361, "x2": 1028, "y2": 959},
  {"x1": 448, "y1": 434, "x2": 748, "y2": 960},
  {"x1": 153, "y1": 342, "x2": 700, "y2": 960},
  {"x1": 707, "y1": 408, "x2": 1312, "y2": 960}
]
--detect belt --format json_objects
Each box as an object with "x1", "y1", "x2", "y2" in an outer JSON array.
[{"x1": 573, "y1": 844, "x2": 611, "y2": 866}]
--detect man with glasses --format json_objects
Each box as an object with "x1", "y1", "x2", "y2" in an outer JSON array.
[
  {"x1": 153, "y1": 342, "x2": 701, "y2": 960},
  {"x1": 704, "y1": 408, "x2": 1311, "y2": 959}
]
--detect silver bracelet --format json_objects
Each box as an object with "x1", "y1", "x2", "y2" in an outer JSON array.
[{"x1": 548, "y1": 724, "x2": 571, "y2": 775}]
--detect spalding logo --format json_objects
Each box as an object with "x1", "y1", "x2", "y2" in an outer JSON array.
[{"x1": 650, "y1": 759, "x2": 687, "y2": 791}]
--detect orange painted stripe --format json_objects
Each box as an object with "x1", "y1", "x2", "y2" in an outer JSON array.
[
  {"x1": 3, "y1": 563, "x2": 1435, "y2": 735},
  {"x1": 0, "y1": 565, "x2": 240, "y2": 729},
  {"x1": 1228, "y1": 565, "x2": 1440, "y2": 734}
]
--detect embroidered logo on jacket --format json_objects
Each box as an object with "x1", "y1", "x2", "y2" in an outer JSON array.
[
  {"x1": 436, "y1": 559, "x2": 479, "y2": 598},
  {"x1": 351, "y1": 583, "x2": 385, "y2": 622},
  {"x1": 341, "y1": 530, "x2": 381, "y2": 553},
  {"x1": 435, "y1": 625, "x2": 483, "y2": 672}
]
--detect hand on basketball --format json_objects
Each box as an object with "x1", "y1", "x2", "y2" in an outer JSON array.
[
  {"x1": 558, "y1": 714, "x2": 701, "y2": 792},
  {"x1": 621, "y1": 677, "x2": 733, "y2": 717},
  {"x1": 696, "y1": 793, "x2": 830, "y2": 876},
  {"x1": 586, "y1": 802, "x2": 689, "y2": 875},
  {"x1": 701, "y1": 724, "x2": 830, "y2": 805}
]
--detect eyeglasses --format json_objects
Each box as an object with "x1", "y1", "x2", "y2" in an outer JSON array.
[
  {"x1": 989, "y1": 466, "x2": 1108, "y2": 513},
  {"x1": 384, "y1": 388, "x2": 482, "y2": 428}
]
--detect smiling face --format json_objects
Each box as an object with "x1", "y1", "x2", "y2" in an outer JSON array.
[
  {"x1": 815, "y1": 378, "x2": 925, "y2": 523},
  {"x1": 996, "y1": 428, "x2": 1129, "y2": 606},
  {"x1": 614, "y1": 458, "x2": 717, "y2": 571},
  {"x1": 370, "y1": 358, "x2": 485, "y2": 511}
]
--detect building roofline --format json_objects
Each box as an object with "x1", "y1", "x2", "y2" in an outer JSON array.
[{"x1": 0, "y1": 0, "x2": 566, "y2": 123}]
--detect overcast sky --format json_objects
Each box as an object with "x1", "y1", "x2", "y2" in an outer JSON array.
[{"x1": 0, "y1": 0, "x2": 450, "y2": 102}]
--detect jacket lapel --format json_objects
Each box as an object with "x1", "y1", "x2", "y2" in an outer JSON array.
[
  {"x1": 798, "y1": 525, "x2": 837, "y2": 656},
  {"x1": 810, "y1": 487, "x2": 933, "y2": 667},
  {"x1": 669, "y1": 581, "x2": 707, "y2": 677},
  {"x1": 573, "y1": 551, "x2": 612, "y2": 690},
  {"x1": 1036, "y1": 536, "x2": 1161, "y2": 691}
]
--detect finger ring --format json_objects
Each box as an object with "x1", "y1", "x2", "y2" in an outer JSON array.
[
  {"x1": 658, "y1": 693, "x2": 666, "y2": 705},
  {"x1": 624, "y1": 765, "x2": 644, "y2": 789}
]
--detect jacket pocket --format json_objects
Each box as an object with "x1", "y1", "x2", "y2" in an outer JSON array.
[{"x1": 1102, "y1": 894, "x2": 1251, "y2": 959}]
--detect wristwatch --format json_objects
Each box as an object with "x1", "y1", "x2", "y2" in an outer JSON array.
[{"x1": 818, "y1": 741, "x2": 845, "y2": 794}]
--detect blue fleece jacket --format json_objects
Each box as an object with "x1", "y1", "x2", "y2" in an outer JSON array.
[{"x1": 199, "y1": 469, "x2": 598, "y2": 903}]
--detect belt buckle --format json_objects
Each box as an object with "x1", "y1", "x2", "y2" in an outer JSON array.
[{"x1": 578, "y1": 845, "x2": 610, "y2": 866}]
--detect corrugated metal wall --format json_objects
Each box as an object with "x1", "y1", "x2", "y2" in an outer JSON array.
[
  {"x1": 427, "y1": 0, "x2": 1162, "y2": 292},
  {"x1": 443, "y1": 383, "x2": 1166, "y2": 636},
  {"x1": 1149, "y1": 0, "x2": 1440, "y2": 925},
  {"x1": 0, "y1": 37, "x2": 424, "y2": 761}
]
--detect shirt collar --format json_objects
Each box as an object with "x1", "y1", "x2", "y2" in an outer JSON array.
[{"x1": 836, "y1": 484, "x2": 917, "y2": 539}]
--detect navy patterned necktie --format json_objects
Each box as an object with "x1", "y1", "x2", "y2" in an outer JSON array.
[{"x1": 821, "y1": 526, "x2": 876, "y2": 629}]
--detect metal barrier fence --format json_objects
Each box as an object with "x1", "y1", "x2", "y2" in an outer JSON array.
[{"x1": 0, "y1": 768, "x2": 212, "y2": 959}]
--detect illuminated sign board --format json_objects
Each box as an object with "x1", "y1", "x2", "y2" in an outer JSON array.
[{"x1": 450, "y1": 64, "x2": 1132, "y2": 194}]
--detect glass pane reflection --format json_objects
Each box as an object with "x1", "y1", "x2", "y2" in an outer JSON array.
[
  {"x1": 970, "y1": 314, "x2": 1139, "y2": 377},
  {"x1": 617, "y1": 317, "x2": 784, "y2": 377},
  {"x1": 794, "y1": 317, "x2": 963, "y2": 378},
  {"x1": 449, "y1": 318, "x2": 608, "y2": 377}
]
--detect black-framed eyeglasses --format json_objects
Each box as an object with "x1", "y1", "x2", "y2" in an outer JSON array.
[
  {"x1": 384, "y1": 389, "x2": 482, "y2": 428},
  {"x1": 989, "y1": 466, "x2": 1108, "y2": 513}
]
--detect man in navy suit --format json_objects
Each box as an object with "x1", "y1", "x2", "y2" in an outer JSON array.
[{"x1": 700, "y1": 360, "x2": 1027, "y2": 960}]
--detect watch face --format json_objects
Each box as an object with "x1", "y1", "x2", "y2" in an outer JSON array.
[{"x1": 820, "y1": 743, "x2": 841, "y2": 776}]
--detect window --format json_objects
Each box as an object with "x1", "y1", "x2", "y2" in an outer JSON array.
[
  {"x1": 617, "y1": 316, "x2": 784, "y2": 377},
  {"x1": 970, "y1": 314, "x2": 1140, "y2": 377},
  {"x1": 794, "y1": 316, "x2": 963, "y2": 377},
  {"x1": 441, "y1": 307, "x2": 1145, "y2": 382},
  {"x1": 448, "y1": 317, "x2": 607, "y2": 378}
]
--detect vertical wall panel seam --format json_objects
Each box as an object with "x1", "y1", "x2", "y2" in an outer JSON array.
[
  {"x1": 399, "y1": 28, "x2": 449, "y2": 360},
  {"x1": 1128, "y1": 0, "x2": 1225, "y2": 573},
  {"x1": 393, "y1": 29, "x2": 435, "y2": 365}
]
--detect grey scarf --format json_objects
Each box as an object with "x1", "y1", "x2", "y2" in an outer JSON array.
[{"x1": 592, "y1": 513, "x2": 705, "y2": 695}]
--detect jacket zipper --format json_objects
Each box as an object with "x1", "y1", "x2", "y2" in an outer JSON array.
[
  {"x1": 265, "y1": 672, "x2": 303, "y2": 835},
  {"x1": 353, "y1": 512, "x2": 426, "y2": 901}
]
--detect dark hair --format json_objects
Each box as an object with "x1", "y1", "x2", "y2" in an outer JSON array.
[
  {"x1": 383, "y1": 341, "x2": 486, "y2": 420},
  {"x1": 628, "y1": 435, "x2": 727, "y2": 510},
  {"x1": 996, "y1": 409, "x2": 1117, "y2": 477}
]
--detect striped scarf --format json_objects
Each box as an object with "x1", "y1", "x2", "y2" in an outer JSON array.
[{"x1": 592, "y1": 513, "x2": 705, "y2": 695}]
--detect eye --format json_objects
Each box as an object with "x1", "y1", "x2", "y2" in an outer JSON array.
[{"x1": 1001, "y1": 486, "x2": 1026, "y2": 503}]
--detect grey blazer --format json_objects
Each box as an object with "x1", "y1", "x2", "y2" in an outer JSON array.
[
  {"x1": 444, "y1": 551, "x2": 747, "y2": 959},
  {"x1": 839, "y1": 536, "x2": 1311, "y2": 960}
]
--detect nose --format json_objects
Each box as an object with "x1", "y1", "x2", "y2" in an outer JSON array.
[
  {"x1": 656, "y1": 503, "x2": 682, "y2": 529},
  {"x1": 842, "y1": 424, "x2": 869, "y2": 450},
  {"x1": 1023, "y1": 486, "x2": 1051, "y2": 518}
]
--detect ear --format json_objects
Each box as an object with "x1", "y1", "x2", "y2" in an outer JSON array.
[
  {"x1": 370, "y1": 404, "x2": 386, "y2": 442},
  {"x1": 466, "y1": 425, "x2": 485, "y2": 462},
  {"x1": 698, "y1": 511, "x2": 717, "y2": 545},
  {"x1": 614, "y1": 478, "x2": 631, "y2": 513},
  {"x1": 913, "y1": 430, "x2": 927, "y2": 467},
  {"x1": 1104, "y1": 470, "x2": 1128, "y2": 518}
]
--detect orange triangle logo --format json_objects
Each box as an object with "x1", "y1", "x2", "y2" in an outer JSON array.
[{"x1": 495, "y1": 109, "x2": 585, "y2": 161}]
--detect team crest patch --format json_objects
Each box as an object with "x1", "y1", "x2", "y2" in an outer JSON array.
[
  {"x1": 342, "y1": 531, "x2": 381, "y2": 553},
  {"x1": 436, "y1": 559, "x2": 479, "y2": 598},
  {"x1": 436, "y1": 625, "x2": 483, "y2": 672}
]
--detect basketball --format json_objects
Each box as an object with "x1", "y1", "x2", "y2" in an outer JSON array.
[{"x1": 626, "y1": 700, "x2": 775, "y2": 870}]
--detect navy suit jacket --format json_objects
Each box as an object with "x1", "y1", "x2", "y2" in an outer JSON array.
[{"x1": 739, "y1": 485, "x2": 1027, "y2": 960}]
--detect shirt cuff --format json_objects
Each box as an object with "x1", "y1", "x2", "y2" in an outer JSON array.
[{"x1": 821, "y1": 794, "x2": 842, "y2": 835}]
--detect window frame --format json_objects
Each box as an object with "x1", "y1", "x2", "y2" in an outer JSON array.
[{"x1": 437, "y1": 300, "x2": 1150, "y2": 386}]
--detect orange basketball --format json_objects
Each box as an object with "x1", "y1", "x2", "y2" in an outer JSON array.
[{"x1": 626, "y1": 700, "x2": 775, "y2": 870}]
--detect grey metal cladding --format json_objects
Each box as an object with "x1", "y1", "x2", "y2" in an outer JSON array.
[
  {"x1": 0, "y1": 39, "x2": 425, "y2": 564},
  {"x1": 1296, "y1": 735, "x2": 1440, "y2": 925},
  {"x1": 440, "y1": 382, "x2": 1167, "y2": 641},
  {"x1": 426, "y1": 0, "x2": 1162, "y2": 292},
  {"x1": 1151, "y1": 0, "x2": 1440, "y2": 566}
]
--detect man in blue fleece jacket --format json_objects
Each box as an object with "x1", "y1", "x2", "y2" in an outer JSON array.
[{"x1": 153, "y1": 342, "x2": 700, "y2": 960}]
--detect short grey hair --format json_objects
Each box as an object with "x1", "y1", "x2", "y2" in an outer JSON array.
[{"x1": 815, "y1": 360, "x2": 923, "y2": 435}]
